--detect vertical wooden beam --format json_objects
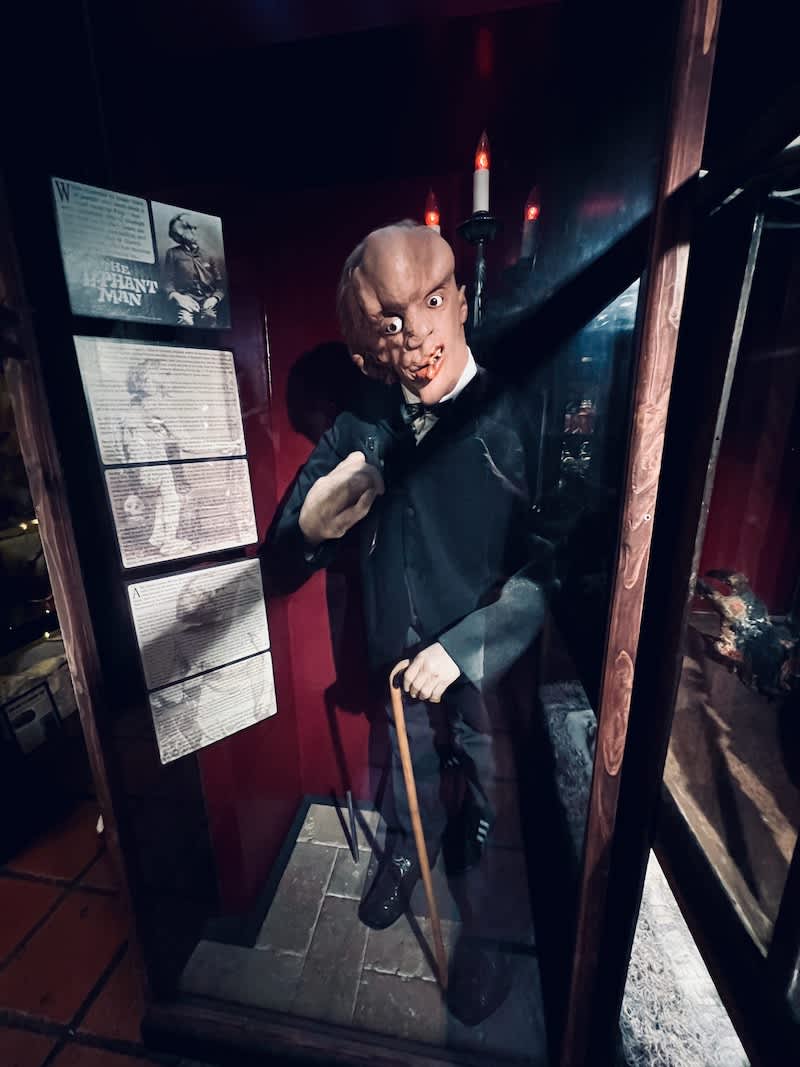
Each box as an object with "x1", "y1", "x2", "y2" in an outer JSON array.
[
  {"x1": 560, "y1": 1, "x2": 721, "y2": 1063},
  {"x1": 0, "y1": 173, "x2": 147, "y2": 995}
]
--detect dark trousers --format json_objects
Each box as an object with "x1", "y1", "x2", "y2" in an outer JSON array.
[
  {"x1": 385, "y1": 681, "x2": 495, "y2": 840},
  {"x1": 384, "y1": 680, "x2": 501, "y2": 931}
]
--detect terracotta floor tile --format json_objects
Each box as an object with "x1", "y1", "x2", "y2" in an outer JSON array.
[
  {"x1": 0, "y1": 1026, "x2": 55, "y2": 1067},
  {"x1": 79, "y1": 949, "x2": 144, "y2": 1043},
  {"x1": 0, "y1": 890, "x2": 128, "y2": 1023},
  {"x1": 7, "y1": 803, "x2": 102, "y2": 882},
  {"x1": 0, "y1": 877, "x2": 62, "y2": 961},
  {"x1": 51, "y1": 1045, "x2": 153, "y2": 1067},
  {"x1": 78, "y1": 851, "x2": 119, "y2": 893}
]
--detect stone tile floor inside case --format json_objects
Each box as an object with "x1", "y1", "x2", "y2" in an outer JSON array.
[{"x1": 182, "y1": 801, "x2": 548, "y2": 1063}]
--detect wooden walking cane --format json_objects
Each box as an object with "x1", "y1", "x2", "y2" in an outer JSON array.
[{"x1": 389, "y1": 659, "x2": 448, "y2": 991}]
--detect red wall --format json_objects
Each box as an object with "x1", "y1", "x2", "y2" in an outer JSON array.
[{"x1": 698, "y1": 348, "x2": 800, "y2": 614}]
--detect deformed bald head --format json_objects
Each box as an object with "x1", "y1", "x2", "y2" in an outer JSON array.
[
  {"x1": 337, "y1": 221, "x2": 468, "y2": 402},
  {"x1": 337, "y1": 222, "x2": 433, "y2": 350}
]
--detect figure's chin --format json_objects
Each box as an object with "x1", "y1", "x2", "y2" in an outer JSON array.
[
  {"x1": 416, "y1": 377, "x2": 452, "y2": 404},
  {"x1": 402, "y1": 345, "x2": 445, "y2": 396}
]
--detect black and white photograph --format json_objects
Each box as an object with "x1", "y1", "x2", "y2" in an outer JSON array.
[
  {"x1": 51, "y1": 178, "x2": 230, "y2": 326},
  {"x1": 149, "y1": 651, "x2": 276, "y2": 765},
  {"x1": 74, "y1": 338, "x2": 245, "y2": 463},
  {"x1": 127, "y1": 559, "x2": 269, "y2": 691},
  {"x1": 74, "y1": 337, "x2": 256, "y2": 566},
  {"x1": 151, "y1": 200, "x2": 230, "y2": 329},
  {"x1": 127, "y1": 559, "x2": 276, "y2": 764},
  {"x1": 106, "y1": 459, "x2": 257, "y2": 568}
]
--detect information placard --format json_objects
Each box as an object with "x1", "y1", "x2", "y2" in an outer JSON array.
[
  {"x1": 128, "y1": 559, "x2": 269, "y2": 690},
  {"x1": 149, "y1": 651, "x2": 276, "y2": 765},
  {"x1": 52, "y1": 178, "x2": 229, "y2": 328},
  {"x1": 75, "y1": 337, "x2": 256, "y2": 566},
  {"x1": 126, "y1": 559, "x2": 276, "y2": 764}
]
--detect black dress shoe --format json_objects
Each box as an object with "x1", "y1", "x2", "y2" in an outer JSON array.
[
  {"x1": 446, "y1": 938, "x2": 513, "y2": 1026},
  {"x1": 358, "y1": 847, "x2": 421, "y2": 930}
]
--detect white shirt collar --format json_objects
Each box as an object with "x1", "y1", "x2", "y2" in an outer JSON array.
[{"x1": 400, "y1": 347, "x2": 478, "y2": 408}]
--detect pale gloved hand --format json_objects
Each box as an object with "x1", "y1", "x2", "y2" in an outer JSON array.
[
  {"x1": 202, "y1": 296, "x2": 220, "y2": 311},
  {"x1": 299, "y1": 451, "x2": 384, "y2": 546},
  {"x1": 403, "y1": 643, "x2": 461, "y2": 703},
  {"x1": 169, "y1": 292, "x2": 201, "y2": 312}
]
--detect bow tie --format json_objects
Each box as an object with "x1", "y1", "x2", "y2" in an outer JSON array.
[{"x1": 401, "y1": 399, "x2": 448, "y2": 425}]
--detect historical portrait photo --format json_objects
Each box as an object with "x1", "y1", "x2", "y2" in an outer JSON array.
[
  {"x1": 74, "y1": 337, "x2": 257, "y2": 567},
  {"x1": 152, "y1": 200, "x2": 230, "y2": 329}
]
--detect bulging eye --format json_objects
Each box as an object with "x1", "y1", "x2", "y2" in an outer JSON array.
[
  {"x1": 385, "y1": 316, "x2": 403, "y2": 335},
  {"x1": 428, "y1": 294, "x2": 444, "y2": 308}
]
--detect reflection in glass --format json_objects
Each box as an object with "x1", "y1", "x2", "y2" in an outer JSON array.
[
  {"x1": 177, "y1": 227, "x2": 643, "y2": 1056},
  {"x1": 663, "y1": 206, "x2": 800, "y2": 951},
  {"x1": 533, "y1": 280, "x2": 640, "y2": 857}
]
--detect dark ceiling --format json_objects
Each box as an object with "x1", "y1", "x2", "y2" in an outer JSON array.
[
  {"x1": 85, "y1": 1, "x2": 561, "y2": 192},
  {"x1": 93, "y1": 0, "x2": 557, "y2": 49}
]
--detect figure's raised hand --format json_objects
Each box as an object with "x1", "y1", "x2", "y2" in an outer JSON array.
[
  {"x1": 299, "y1": 451, "x2": 384, "y2": 546},
  {"x1": 403, "y1": 643, "x2": 461, "y2": 703}
]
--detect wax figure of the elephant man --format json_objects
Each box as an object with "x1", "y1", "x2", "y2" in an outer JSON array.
[{"x1": 264, "y1": 220, "x2": 548, "y2": 1024}]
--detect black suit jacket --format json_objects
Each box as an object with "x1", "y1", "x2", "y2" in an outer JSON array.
[{"x1": 264, "y1": 368, "x2": 548, "y2": 691}]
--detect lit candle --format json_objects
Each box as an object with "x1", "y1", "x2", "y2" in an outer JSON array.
[
  {"x1": 424, "y1": 188, "x2": 441, "y2": 233},
  {"x1": 520, "y1": 186, "x2": 540, "y2": 259},
  {"x1": 473, "y1": 130, "x2": 490, "y2": 214}
]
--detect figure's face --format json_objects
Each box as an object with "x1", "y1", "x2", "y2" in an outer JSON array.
[
  {"x1": 129, "y1": 360, "x2": 160, "y2": 402},
  {"x1": 139, "y1": 361, "x2": 165, "y2": 405},
  {"x1": 174, "y1": 217, "x2": 199, "y2": 253},
  {"x1": 350, "y1": 228, "x2": 469, "y2": 404},
  {"x1": 123, "y1": 494, "x2": 145, "y2": 520}
]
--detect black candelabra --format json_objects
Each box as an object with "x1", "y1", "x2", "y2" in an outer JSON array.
[{"x1": 457, "y1": 211, "x2": 502, "y2": 329}]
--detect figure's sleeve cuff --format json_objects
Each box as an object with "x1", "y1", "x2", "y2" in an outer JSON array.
[{"x1": 438, "y1": 624, "x2": 484, "y2": 689}]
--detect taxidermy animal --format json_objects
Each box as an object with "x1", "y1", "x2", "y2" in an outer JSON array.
[{"x1": 694, "y1": 569, "x2": 800, "y2": 697}]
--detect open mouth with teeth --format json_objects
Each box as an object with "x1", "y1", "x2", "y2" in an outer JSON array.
[{"x1": 408, "y1": 345, "x2": 444, "y2": 383}]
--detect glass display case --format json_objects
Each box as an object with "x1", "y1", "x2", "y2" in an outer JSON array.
[
  {"x1": 0, "y1": 0, "x2": 733, "y2": 1064},
  {"x1": 535, "y1": 280, "x2": 640, "y2": 705},
  {"x1": 664, "y1": 198, "x2": 800, "y2": 950},
  {"x1": 666, "y1": 165, "x2": 800, "y2": 967},
  {"x1": 616, "y1": 137, "x2": 800, "y2": 1066}
]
